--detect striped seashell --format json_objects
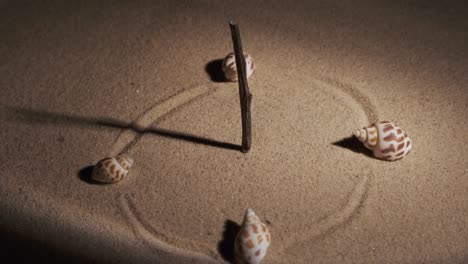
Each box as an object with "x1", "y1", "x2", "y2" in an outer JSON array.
[
  {"x1": 354, "y1": 121, "x2": 412, "y2": 161},
  {"x1": 222, "y1": 52, "x2": 255, "y2": 82},
  {"x1": 235, "y1": 208, "x2": 270, "y2": 264},
  {"x1": 91, "y1": 156, "x2": 134, "y2": 183}
]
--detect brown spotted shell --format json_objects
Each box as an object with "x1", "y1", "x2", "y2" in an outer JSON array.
[
  {"x1": 354, "y1": 121, "x2": 412, "y2": 161},
  {"x1": 222, "y1": 52, "x2": 255, "y2": 82},
  {"x1": 91, "y1": 156, "x2": 134, "y2": 183},
  {"x1": 235, "y1": 208, "x2": 270, "y2": 264}
]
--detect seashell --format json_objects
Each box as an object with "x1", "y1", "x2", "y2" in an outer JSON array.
[
  {"x1": 235, "y1": 208, "x2": 270, "y2": 264},
  {"x1": 91, "y1": 156, "x2": 134, "y2": 183},
  {"x1": 354, "y1": 121, "x2": 412, "y2": 161},
  {"x1": 222, "y1": 52, "x2": 255, "y2": 82}
]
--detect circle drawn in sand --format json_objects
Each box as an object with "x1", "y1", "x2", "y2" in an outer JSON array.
[{"x1": 114, "y1": 78, "x2": 378, "y2": 262}]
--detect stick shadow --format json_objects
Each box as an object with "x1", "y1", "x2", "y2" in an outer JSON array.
[
  {"x1": 146, "y1": 127, "x2": 241, "y2": 151},
  {"x1": 217, "y1": 219, "x2": 241, "y2": 263},
  {"x1": 332, "y1": 136, "x2": 374, "y2": 158},
  {"x1": 205, "y1": 59, "x2": 227, "y2": 82},
  {"x1": 6, "y1": 106, "x2": 241, "y2": 151}
]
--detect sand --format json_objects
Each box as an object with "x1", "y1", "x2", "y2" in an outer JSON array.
[{"x1": 1, "y1": 0, "x2": 467, "y2": 263}]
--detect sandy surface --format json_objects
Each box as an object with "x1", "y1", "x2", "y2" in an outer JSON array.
[{"x1": 1, "y1": 0, "x2": 467, "y2": 263}]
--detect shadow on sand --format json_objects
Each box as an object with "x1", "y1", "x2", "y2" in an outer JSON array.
[
  {"x1": 6, "y1": 106, "x2": 241, "y2": 152},
  {"x1": 205, "y1": 59, "x2": 226, "y2": 82},
  {"x1": 332, "y1": 136, "x2": 374, "y2": 158},
  {"x1": 217, "y1": 220, "x2": 241, "y2": 263},
  {"x1": 77, "y1": 165, "x2": 115, "y2": 185},
  {"x1": 4, "y1": 106, "x2": 242, "y2": 184}
]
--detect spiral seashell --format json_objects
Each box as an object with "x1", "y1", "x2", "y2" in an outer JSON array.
[
  {"x1": 354, "y1": 121, "x2": 412, "y2": 161},
  {"x1": 235, "y1": 208, "x2": 270, "y2": 264},
  {"x1": 91, "y1": 156, "x2": 134, "y2": 183},
  {"x1": 222, "y1": 52, "x2": 255, "y2": 82}
]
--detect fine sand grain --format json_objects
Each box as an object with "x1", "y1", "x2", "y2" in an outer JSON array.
[{"x1": 1, "y1": 1, "x2": 467, "y2": 263}]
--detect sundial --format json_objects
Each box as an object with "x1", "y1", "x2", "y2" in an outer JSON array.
[
  {"x1": 2, "y1": 2, "x2": 467, "y2": 264},
  {"x1": 86, "y1": 23, "x2": 379, "y2": 263}
]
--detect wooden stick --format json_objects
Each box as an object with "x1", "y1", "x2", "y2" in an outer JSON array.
[{"x1": 229, "y1": 21, "x2": 252, "y2": 153}]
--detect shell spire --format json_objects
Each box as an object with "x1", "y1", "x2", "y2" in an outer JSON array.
[
  {"x1": 243, "y1": 208, "x2": 260, "y2": 225},
  {"x1": 353, "y1": 128, "x2": 367, "y2": 144},
  {"x1": 354, "y1": 121, "x2": 412, "y2": 161},
  {"x1": 235, "y1": 208, "x2": 270, "y2": 264},
  {"x1": 91, "y1": 156, "x2": 134, "y2": 183}
]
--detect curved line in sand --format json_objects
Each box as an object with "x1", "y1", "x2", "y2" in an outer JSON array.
[
  {"x1": 113, "y1": 78, "x2": 377, "y2": 260},
  {"x1": 109, "y1": 84, "x2": 218, "y2": 156},
  {"x1": 120, "y1": 194, "x2": 218, "y2": 263},
  {"x1": 315, "y1": 75, "x2": 379, "y2": 123},
  {"x1": 112, "y1": 84, "x2": 221, "y2": 262},
  {"x1": 278, "y1": 169, "x2": 371, "y2": 254},
  {"x1": 271, "y1": 77, "x2": 376, "y2": 253}
]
